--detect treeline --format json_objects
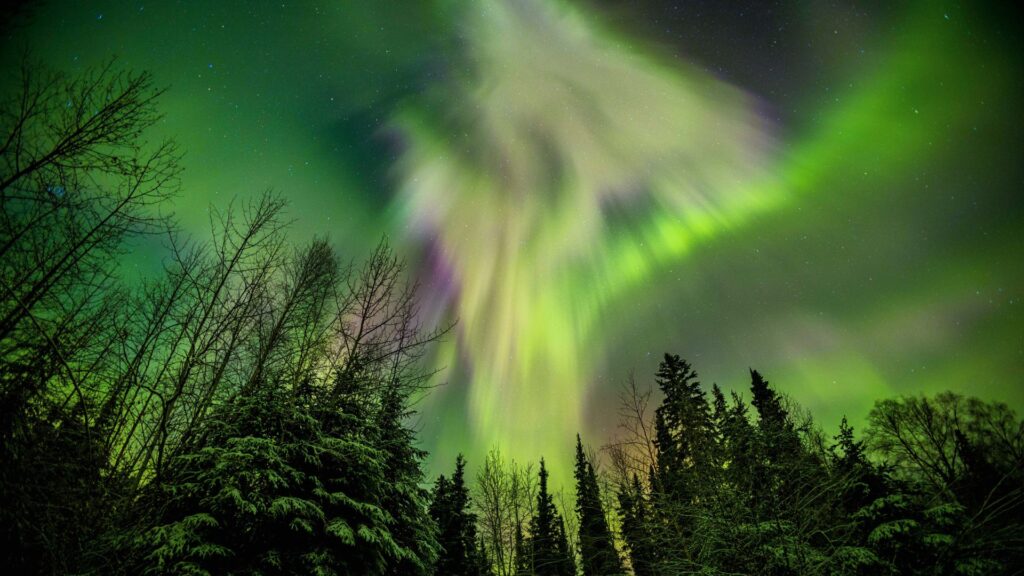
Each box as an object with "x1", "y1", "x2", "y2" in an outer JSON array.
[
  {"x1": 428, "y1": 355, "x2": 1023, "y2": 576},
  {"x1": 1, "y1": 62, "x2": 1021, "y2": 575},
  {"x1": 0, "y1": 60, "x2": 446, "y2": 574}
]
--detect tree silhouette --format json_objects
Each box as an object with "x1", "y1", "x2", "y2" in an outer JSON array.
[{"x1": 574, "y1": 434, "x2": 623, "y2": 575}]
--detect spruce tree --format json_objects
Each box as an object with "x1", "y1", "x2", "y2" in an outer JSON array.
[
  {"x1": 653, "y1": 355, "x2": 714, "y2": 487},
  {"x1": 574, "y1": 434, "x2": 622, "y2": 575},
  {"x1": 651, "y1": 353, "x2": 714, "y2": 549},
  {"x1": 721, "y1": 391, "x2": 757, "y2": 504},
  {"x1": 514, "y1": 523, "x2": 531, "y2": 575},
  {"x1": 376, "y1": 383, "x2": 439, "y2": 574},
  {"x1": 748, "y1": 369, "x2": 805, "y2": 515},
  {"x1": 830, "y1": 416, "x2": 884, "y2": 515},
  {"x1": 430, "y1": 454, "x2": 483, "y2": 575},
  {"x1": 749, "y1": 369, "x2": 801, "y2": 463},
  {"x1": 124, "y1": 386, "x2": 404, "y2": 575},
  {"x1": 530, "y1": 459, "x2": 575, "y2": 576},
  {"x1": 617, "y1": 474, "x2": 656, "y2": 576}
]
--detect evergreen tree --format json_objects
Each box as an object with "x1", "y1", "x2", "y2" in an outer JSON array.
[
  {"x1": 123, "y1": 386, "x2": 407, "y2": 575},
  {"x1": 573, "y1": 434, "x2": 622, "y2": 575},
  {"x1": 748, "y1": 369, "x2": 808, "y2": 517},
  {"x1": 617, "y1": 474, "x2": 656, "y2": 576},
  {"x1": 710, "y1": 383, "x2": 729, "y2": 456},
  {"x1": 529, "y1": 459, "x2": 575, "y2": 576},
  {"x1": 830, "y1": 416, "x2": 884, "y2": 515},
  {"x1": 749, "y1": 369, "x2": 802, "y2": 464},
  {"x1": 554, "y1": 517, "x2": 575, "y2": 576},
  {"x1": 653, "y1": 355, "x2": 714, "y2": 486},
  {"x1": 514, "y1": 523, "x2": 531, "y2": 575},
  {"x1": 376, "y1": 383, "x2": 439, "y2": 574},
  {"x1": 430, "y1": 454, "x2": 483, "y2": 575},
  {"x1": 475, "y1": 534, "x2": 493, "y2": 576},
  {"x1": 721, "y1": 391, "x2": 757, "y2": 501},
  {"x1": 651, "y1": 353, "x2": 714, "y2": 554}
]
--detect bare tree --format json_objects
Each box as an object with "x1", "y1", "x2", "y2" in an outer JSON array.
[
  {"x1": 0, "y1": 56, "x2": 179, "y2": 440},
  {"x1": 474, "y1": 447, "x2": 538, "y2": 576},
  {"x1": 604, "y1": 373, "x2": 658, "y2": 488}
]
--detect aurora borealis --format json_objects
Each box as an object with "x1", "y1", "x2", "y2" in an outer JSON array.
[{"x1": 5, "y1": 0, "x2": 1021, "y2": 482}]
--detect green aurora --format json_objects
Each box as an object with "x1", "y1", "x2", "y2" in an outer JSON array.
[{"x1": 4, "y1": 0, "x2": 1021, "y2": 481}]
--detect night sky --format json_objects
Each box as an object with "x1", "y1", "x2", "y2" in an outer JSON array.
[{"x1": 4, "y1": 0, "x2": 1022, "y2": 481}]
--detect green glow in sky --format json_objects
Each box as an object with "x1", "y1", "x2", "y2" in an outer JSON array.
[
  {"x1": 395, "y1": 0, "x2": 772, "y2": 470},
  {"x1": 5, "y1": 0, "x2": 1020, "y2": 482},
  {"x1": 404, "y1": 0, "x2": 1022, "y2": 477}
]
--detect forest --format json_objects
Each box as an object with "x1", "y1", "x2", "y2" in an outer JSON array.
[{"x1": 1, "y1": 60, "x2": 1022, "y2": 576}]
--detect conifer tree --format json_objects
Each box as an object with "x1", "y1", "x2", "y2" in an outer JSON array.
[
  {"x1": 529, "y1": 459, "x2": 575, "y2": 576},
  {"x1": 830, "y1": 416, "x2": 883, "y2": 515},
  {"x1": 475, "y1": 534, "x2": 493, "y2": 576},
  {"x1": 653, "y1": 355, "x2": 714, "y2": 485},
  {"x1": 554, "y1": 517, "x2": 575, "y2": 576},
  {"x1": 651, "y1": 353, "x2": 714, "y2": 550},
  {"x1": 514, "y1": 523, "x2": 531, "y2": 575},
  {"x1": 710, "y1": 383, "x2": 729, "y2": 455},
  {"x1": 617, "y1": 474, "x2": 656, "y2": 576},
  {"x1": 431, "y1": 454, "x2": 484, "y2": 575},
  {"x1": 573, "y1": 434, "x2": 622, "y2": 575},
  {"x1": 749, "y1": 369, "x2": 801, "y2": 463},
  {"x1": 124, "y1": 386, "x2": 405, "y2": 575},
  {"x1": 376, "y1": 383, "x2": 439, "y2": 574},
  {"x1": 748, "y1": 369, "x2": 807, "y2": 515},
  {"x1": 721, "y1": 391, "x2": 757, "y2": 500}
]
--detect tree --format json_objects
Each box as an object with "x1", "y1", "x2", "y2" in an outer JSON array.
[
  {"x1": 121, "y1": 386, "x2": 405, "y2": 575},
  {"x1": 749, "y1": 369, "x2": 803, "y2": 467},
  {"x1": 431, "y1": 454, "x2": 484, "y2": 575},
  {"x1": 0, "y1": 57, "x2": 179, "y2": 575},
  {"x1": 528, "y1": 459, "x2": 575, "y2": 576},
  {"x1": 573, "y1": 434, "x2": 622, "y2": 575},
  {"x1": 866, "y1": 393, "x2": 1024, "y2": 573},
  {"x1": 617, "y1": 474, "x2": 656, "y2": 576},
  {"x1": 830, "y1": 416, "x2": 884, "y2": 515},
  {"x1": 375, "y1": 383, "x2": 440, "y2": 575},
  {"x1": 649, "y1": 353, "x2": 715, "y2": 563},
  {"x1": 475, "y1": 448, "x2": 537, "y2": 576}
]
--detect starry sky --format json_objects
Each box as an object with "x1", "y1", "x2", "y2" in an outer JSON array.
[{"x1": 4, "y1": 0, "x2": 1021, "y2": 481}]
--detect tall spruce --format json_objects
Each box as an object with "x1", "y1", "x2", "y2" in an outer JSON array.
[
  {"x1": 573, "y1": 434, "x2": 622, "y2": 575},
  {"x1": 721, "y1": 391, "x2": 757, "y2": 500},
  {"x1": 123, "y1": 386, "x2": 406, "y2": 575},
  {"x1": 651, "y1": 353, "x2": 714, "y2": 547},
  {"x1": 617, "y1": 474, "x2": 656, "y2": 576},
  {"x1": 748, "y1": 369, "x2": 805, "y2": 514},
  {"x1": 430, "y1": 454, "x2": 483, "y2": 575},
  {"x1": 514, "y1": 523, "x2": 531, "y2": 575},
  {"x1": 376, "y1": 383, "x2": 439, "y2": 574},
  {"x1": 749, "y1": 369, "x2": 801, "y2": 463},
  {"x1": 829, "y1": 416, "x2": 883, "y2": 515},
  {"x1": 529, "y1": 459, "x2": 575, "y2": 576}
]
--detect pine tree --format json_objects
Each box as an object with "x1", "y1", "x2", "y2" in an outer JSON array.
[
  {"x1": 617, "y1": 474, "x2": 656, "y2": 576},
  {"x1": 651, "y1": 353, "x2": 714, "y2": 553},
  {"x1": 830, "y1": 416, "x2": 883, "y2": 515},
  {"x1": 124, "y1": 386, "x2": 405, "y2": 575},
  {"x1": 748, "y1": 368, "x2": 806, "y2": 517},
  {"x1": 529, "y1": 459, "x2": 575, "y2": 576},
  {"x1": 710, "y1": 383, "x2": 729, "y2": 456},
  {"x1": 574, "y1": 434, "x2": 623, "y2": 575},
  {"x1": 431, "y1": 454, "x2": 484, "y2": 575},
  {"x1": 721, "y1": 391, "x2": 757, "y2": 500},
  {"x1": 749, "y1": 369, "x2": 801, "y2": 463},
  {"x1": 653, "y1": 355, "x2": 714, "y2": 485},
  {"x1": 514, "y1": 522, "x2": 531, "y2": 575},
  {"x1": 555, "y1": 517, "x2": 575, "y2": 576},
  {"x1": 475, "y1": 534, "x2": 493, "y2": 576},
  {"x1": 376, "y1": 383, "x2": 439, "y2": 574}
]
